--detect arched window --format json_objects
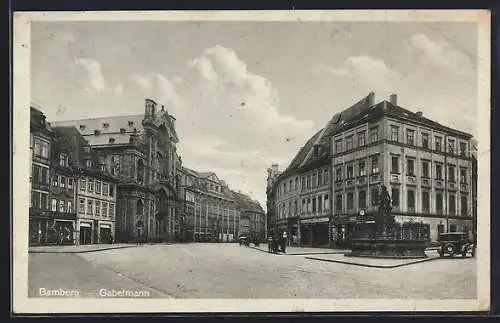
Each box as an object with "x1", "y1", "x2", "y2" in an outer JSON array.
[
  {"x1": 137, "y1": 159, "x2": 145, "y2": 183},
  {"x1": 136, "y1": 199, "x2": 144, "y2": 215}
]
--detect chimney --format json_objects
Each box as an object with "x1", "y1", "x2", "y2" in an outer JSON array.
[
  {"x1": 368, "y1": 92, "x2": 375, "y2": 106},
  {"x1": 416, "y1": 111, "x2": 423, "y2": 117},
  {"x1": 389, "y1": 94, "x2": 397, "y2": 106}
]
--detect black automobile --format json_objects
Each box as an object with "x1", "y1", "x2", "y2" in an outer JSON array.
[{"x1": 438, "y1": 232, "x2": 476, "y2": 258}]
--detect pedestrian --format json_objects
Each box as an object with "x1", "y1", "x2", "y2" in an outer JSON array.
[{"x1": 281, "y1": 231, "x2": 287, "y2": 253}]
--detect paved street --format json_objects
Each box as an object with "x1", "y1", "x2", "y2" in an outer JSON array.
[{"x1": 29, "y1": 243, "x2": 476, "y2": 299}]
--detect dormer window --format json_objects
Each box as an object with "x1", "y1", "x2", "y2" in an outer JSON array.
[
  {"x1": 94, "y1": 130, "x2": 101, "y2": 135},
  {"x1": 103, "y1": 123, "x2": 109, "y2": 128},
  {"x1": 109, "y1": 138, "x2": 115, "y2": 144},
  {"x1": 120, "y1": 128, "x2": 126, "y2": 134},
  {"x1": 59, "y1": 153, "x2": 68, "y2": 167},
  {"x1": 128, "y1": 121, "x2": 134, "y2": 127}
]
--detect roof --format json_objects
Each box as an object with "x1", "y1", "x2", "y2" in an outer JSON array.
[
  {"x1": 51, "y1": 111, "x2": 179, "y2": 147},
  {"x1": 282, "y1": 93, "x2": 375, "y2": 176}
]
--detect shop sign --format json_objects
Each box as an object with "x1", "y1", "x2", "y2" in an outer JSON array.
[{"x1": 300, "y1": 217, "x2": 329, "y2": 224}]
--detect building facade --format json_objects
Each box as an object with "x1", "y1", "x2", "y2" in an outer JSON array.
[
  {"x1": 29, "y1": 107, "x2": 53, "y2": 245},
  {"x1": 268, "y1": 92, "x2": 475, "y2": 248},
  {"x1": 52, "y1": 99, "x2": 182, "y2": 243}
]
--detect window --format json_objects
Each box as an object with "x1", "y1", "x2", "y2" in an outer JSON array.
[
  {"x1": 358, "y1": 131, "x2": 366, "y2": 147},
  {"x1": 67, "y1": 201, "x2": 72, "y2": 213},
  {"x1": 335, "y1": 195, "x2": 343, "y2": 213},
  {"x1": 422, "y1": 191, "x2": 430, "y2": 212},
  {"x1": 391, "y1": 156, "x2": 399, "y2": 173},
  {"x1": 87, "y1": 200, "x2": 94, "y2": 214},
  {"x1": 435, "y1": 136, "x2": 442, "y2": 152},
  {"x1": 53, "y1": 175, "x2": 59, "y2": 187},
  {"x1": 461, "y1": 195, "x2": 468, "y2": 216},
  {"x1": 371, "y1": 187, "x2": 379, "y2": 206},
  {"x1": 358, "y1": 160, "x2": 366, "y2": 176},
  {"x1": 460, "y1": 142, "x2": 467, "y2": 157},
  {"x1": 60, "y1": 176, "x2": 66, "y2": 188},
  {"x1": 51, "y1": 199, "x2": 57, "y2": 211},
  {"x1": 422, "y1": 133, "x2": 429, "y2": 148},
  {"x1": 391, "y1": 188, "x2": 399, "y2": 207},
  {"x1": 407, "y1": 189, "x2": 416, "y2": 210},
  {"x1": 95, "y1": 201, "x2": 101, "y2": 216},
  {"x1": 324, "y1": 194, "x2": 329, "y2": 211},
  {"x1": 335, "y1": 167, "x2": 342, "y2": 182},
  {"x1": 407, "y1": 159, "x2": 415, "y2": 176},
  {"x1": 109, "y1": 203, "x2": 115, "y2": 216},
  {"x1": 335, "y1": 140, "x2": 343, "y2": 153},
  {"x1": 370, "y1": 126, "x2": 379, "y2": 142},
  {"x1": 301, "y1": 176, "x2": 306, "y2": 190},
  {"x1": 79, "y1": 198, "x2": 85, "y2": 213},
  {"x1": 109, "y1": 184, "x2": 114, "y2": 197},
  {"x1": 346, "y1": 136, "x2": 354, "y2": 151},
  {"x1": 347, "y1": 192, "x2": 354, "y2": 210},
  {"x1": 448, "y1": 139, "x2": 455, "y2": 154},
  {"x1": 448, "y1": 165, "x2": 456, "y2": 182},
  {"x1": 406, "y1": 129, "x2": 415, "y2": 146},
  {"x1": 449, "y1": 194, "x2": 456, "y2": 215},
  {"x1": 422, "y1": 161, "x2": 430, "y2": 178},
  {"x1": 323, "y1": 169, "x2": 329, "y2": 185},
  {"x1": 306, "y1": 175, "x2": 311, "y2": 189},
  {"x1": 436, "y1": 193, "x2": 443, "y2": 213},
  {"x1": 358, "y1": 190, "x2": 367, "y2": 209},
  {"x1": 80, "y1": 178, "x2": 86, "y2": 191},
  {"x1": 58, "y1": 200, "x2": 65, "y2": 212},
  {"x1": 68, "y1": 178, "x2": 73, "y2": 189},
  {"x1": 390, "y1": 126, "x2": 399, "y2": 142},
  {"x1": 59, "y1": 154, "x2": 68, "y2": 167},
  {"x1": 460, "y1": 167, "x2": 467, "y2": 183},
  {"x1": 346, "y1": 163, "x2": 354, "y2": 179},
  {"x1": 371, "y1": 155, "x2": 379, "y2": 174},
  {"x1": 436, "y1": 164, "x2": 443, "y2": 180},
  {"x1": 88, "y1": 179, "x2": 94, "y2": 192}
]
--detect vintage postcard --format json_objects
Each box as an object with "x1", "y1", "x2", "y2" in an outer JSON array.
[{"x1": 12, "y1": 10, "x2": 490, "y2": 313}]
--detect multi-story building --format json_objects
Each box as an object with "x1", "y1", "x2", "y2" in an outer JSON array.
[
  {"x1": 331, "y1": 93, "x2": 473, "y2": 246},
  {"x1": 269, "y1": 92, "x2": 475, "y2": 248},
  {"x1": 29, "y1": 106, "x2": 53, "y2": 245},
  {"x1": 232, "y1": 191, "x2": 266, "y2": 241},
  {"x1": 179, "y1": 167, "x2": 241, "y2": 242},
  {"x1": 50, "y1": 126, "x2": 119, "y2": 245},
  {"x1": 266, "y1": 164, "x2": 281, "y2": 237},
  {"x1": 48, "y1": 127, "x2": 78, "y2": 244},
  {"x1": 52, "y1": 99, "x2": 182, "y2": 243}
]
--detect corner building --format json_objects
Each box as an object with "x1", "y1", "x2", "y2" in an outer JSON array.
[
  {"x1": 270, "y1": 92, "x2": 474, "y2": 248},
  {"x1": 52, "y1": 99, "x2": 182, "y2": 243}
]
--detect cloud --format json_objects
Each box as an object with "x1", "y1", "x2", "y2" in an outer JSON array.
[
  {"x1": 33, "y1": 44, "x2": 315, "y2": 207},
  {"x1": 406, "y1": 33, "x2": 473, "y2": 71},
  {"x1": 72, "y1": 58, "x2": 106, "y2": 92}
]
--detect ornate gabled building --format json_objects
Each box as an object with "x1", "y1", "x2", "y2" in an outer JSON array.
[
  {"x1": 51, "y1": 99, "x2": 182, "y2": 243},
  {"x1": 269, "y1": 92, "x2": 475, "y2": 248},
  {"x1": 30, "y1": 106, "x2": 53, "y2": 245}
]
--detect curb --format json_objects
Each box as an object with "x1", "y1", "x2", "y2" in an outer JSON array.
[
  {"x1": 305, "y1": 255, "x2": 441, "y2": 269},
  {"x1": 28, "y1": 245, "x2": 139, "y2": 254}
]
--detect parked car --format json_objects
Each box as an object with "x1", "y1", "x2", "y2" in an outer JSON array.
[{"x1": 438, "y1": 232, "x2": 475, "y2": 258}]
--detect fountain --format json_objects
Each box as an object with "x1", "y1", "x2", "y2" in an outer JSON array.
[{"x1": 345, "y1": 186, "x2": 430, "y2": 259}]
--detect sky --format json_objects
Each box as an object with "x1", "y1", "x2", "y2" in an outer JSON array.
[{"x1": 31, "y1": 20, "x2": 478, "y2": 208}]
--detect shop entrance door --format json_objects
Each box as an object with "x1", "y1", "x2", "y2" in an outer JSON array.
[{"x1": 80, "y1": 226, "x2": 92, "y2": 245}]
